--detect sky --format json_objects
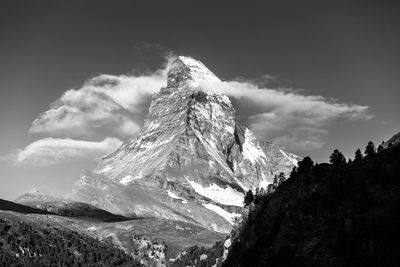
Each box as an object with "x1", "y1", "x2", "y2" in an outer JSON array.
[{"x1": 0, "y1": 1, "x2": 399, "y2": 200}]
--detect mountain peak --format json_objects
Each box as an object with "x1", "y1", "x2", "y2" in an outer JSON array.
[
  {"x1": 71, "y1": 56, "x2": 300, "y2": 233},
  {"x1": 167, "y1": 56, "x2": 220, "y2": 86}
]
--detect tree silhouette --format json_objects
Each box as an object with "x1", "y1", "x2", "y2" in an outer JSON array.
[
  {"x1": 354, "y1": 148, "x2": 363, "y2": 162},
  {"x1": 377, "y1": 144, "x2": 384, "y2": 153},
  {"x1": 244, "y1": 190, "x2": 254, "y2": 206},
  {"x1": 254, "y1": 187, "x2": 266, "y2": 204},
  {"x1": 364, "y1": 141, "x2": 376, "y2": 157},
  {"x1": 273, "y1": 172, "x2": 286, "y2": 189},
  {"x1": 298, "y1": 157, "x2": 314, "y2": 173},
  {"x1": 329, "y1": 149, "x2": 346, "y2": 166}
]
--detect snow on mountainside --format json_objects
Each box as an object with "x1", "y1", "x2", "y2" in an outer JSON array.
[{"x1": 71, "y1": 56, "x2": 300, "y2": 233}]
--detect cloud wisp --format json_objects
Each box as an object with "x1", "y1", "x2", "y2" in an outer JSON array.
[
  {"x1": 11, "y1": 137, "x2": 122, "y2": 167},
  {"x1": 197, "y1": 79, "x2": 372, "y2": 150},
  {"x1": 30, "y1": 56, "x2": 175, "y2": 139}
]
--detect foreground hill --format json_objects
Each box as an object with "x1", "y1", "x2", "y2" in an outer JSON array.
[
  {"x1": 0, "y1": 211, "x2": 141, "y2": 266},
  {"x1": 223, "y1": 142, "x2": 400, "y2": 266},
  {"x1": 0, "y1": 204, "x2": 225, "y2": 265}
]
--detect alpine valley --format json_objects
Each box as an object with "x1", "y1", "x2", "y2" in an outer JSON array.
[{"x1": 4, "y1": 56, "x2": 301, "y2": 265}]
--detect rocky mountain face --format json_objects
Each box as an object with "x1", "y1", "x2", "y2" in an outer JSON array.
[
  {"x1": 385, "y1": 131, "x2": 400, "y2": 147},
  {"x1": 70, "y1": 56, "x2": 300, "y2": 233}
]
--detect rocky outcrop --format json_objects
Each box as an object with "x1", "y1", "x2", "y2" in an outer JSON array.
[{"x1": 385, "y1": 131, "x2": 400, "y2": 147}]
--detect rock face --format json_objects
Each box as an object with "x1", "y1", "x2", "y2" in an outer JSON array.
[
  {"x1": 71, "y1": 56, "x2": 300, "y2": 233},
  {"x1": 385, "y1": 131, "x2": 400, "y2": 147}
]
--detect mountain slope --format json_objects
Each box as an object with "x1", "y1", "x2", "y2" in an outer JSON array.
[
  {"x1": 385, "y1": 131, "x2": 400, "y2": 147},
  {"x1": 0, "y1": 198, "x2": 53, "y2": 215},
  {"x1": 15, "y1": 191, "x2": 133, "y2": 222},
  {"x1": 71, "y1": 56, "x2": 299, "y2": 233}
]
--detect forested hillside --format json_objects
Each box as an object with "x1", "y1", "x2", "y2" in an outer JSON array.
[
  {"x1": 0, "y1": 213, "x2": 141, "y2": 266},
  {"x1": 223, "y1": 141, "x2": 400, "y2": 266}
]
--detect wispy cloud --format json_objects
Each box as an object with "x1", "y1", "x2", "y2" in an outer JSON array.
[
  {"x1": 10, "y1": 137, "x2": 122, "y2": 167},
  {"x1": 29, "y1": 56, "x2": 175, "y2": 139},
  {"x1": 197, "y1": 79, "x2": 372, "y2": 150}
]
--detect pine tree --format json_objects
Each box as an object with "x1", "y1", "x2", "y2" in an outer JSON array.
[
  {"x1": 273, "y1": 172, "x2": 286, "y2": 189},
  {"x1": 297, "y1": 157, "x2": 314, "y2": 173},
  {"x1": 364, "y1": 141, "x2": 376, "y2": 157},
  {"x1": 244, "y1": 190, "x2": 254, "y2": 206},
  {"x1": 354, "y1": 148, "x2": 363, "y2": 162},
  {"x1": 329, "y1": 149, "x2": 346, "y2": 166},
  {"x1": 377, "y1": 144, "x2": 384, "y2": 153},
  {"x1": 254, "y1": 187, "x2": 266, "y2": 204}
]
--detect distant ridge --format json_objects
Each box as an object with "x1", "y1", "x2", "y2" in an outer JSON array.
[
  {"x1": 0, "y1": 198, "x2": 53, "y2": 215},
  {"x1": 15, "y1": 191, "x2": 134, "y2": 222}
]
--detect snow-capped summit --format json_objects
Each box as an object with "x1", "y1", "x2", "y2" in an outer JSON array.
[
  {"x1": 71, "y1": 56, "x2": 300, "y2": 233},
  {"x1": 167, "y1": 56, "x2": 220, "y2": 87}
]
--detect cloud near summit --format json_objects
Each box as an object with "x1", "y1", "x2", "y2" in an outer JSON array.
[
  {"x1": 21, "y1": 56, "x2": 372, "y2": 165},
  {"x1": 29, "y1": 57, "x2": 175, "y2": 139},
  {"x1": 12, "y1": 137, "x2": 122, "y2": 167},
  {"x1": 198, "y1": 78, "x2": 371, "y2": 150}
]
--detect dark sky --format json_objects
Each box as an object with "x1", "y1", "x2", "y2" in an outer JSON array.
[{"x1": 0, "y1": 0, "x2": 399, "y2": 200}]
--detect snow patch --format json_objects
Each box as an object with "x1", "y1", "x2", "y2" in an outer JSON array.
[
  {"x1": 119, "y1": 173, "x2": 141, "y2": 184},
  {"x1": 120, "y1": 175, "x2": 132, "y2": 185},
  {"x1": 210, "y1": 223, "x2": 225, "y2": 233},
  {"x1": 167, "y1": 191, "x2": 183, "y2": 200},
  {"x1": 147, "y1": 121, "x2": 160, "y2": 130},
  {"x1": 186, "y1": 179, "x2": 244, "y2": 207},
  {"x1": 279, "y1": 149, "x2": 299, "y2": 165},
  {"x1": 203, "y1": 203, "x2": 240, "y2": 225},
  {"x1": 98, "y1": 165, "x2": 112, "y2": 173},
  {"x1": 242, "y1": 128, "x2": 267, "y2": 164},
  {"x1": 225, "y1": 125, "x2": 235, "y2": 134},
  {"x1": 259, "y1": 179, "x2": 271, "y2": 189}
]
